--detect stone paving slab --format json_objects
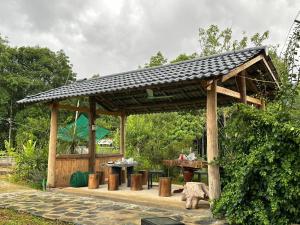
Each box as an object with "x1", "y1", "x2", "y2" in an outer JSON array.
[{"x1": 0, "y1": 191, "x2": 226, "y2": 225}]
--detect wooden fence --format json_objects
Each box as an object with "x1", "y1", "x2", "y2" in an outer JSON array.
[{"x1": 55, "y1": 154, "x2": 122, "y2": 187}]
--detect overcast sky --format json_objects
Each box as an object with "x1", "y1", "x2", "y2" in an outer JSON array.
[{"x1": 0, "y1": 0, "x2": 299, "y2": 79}]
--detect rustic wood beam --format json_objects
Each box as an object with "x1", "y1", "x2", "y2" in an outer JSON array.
[
  {"x1": 55, "y1": 103, "x2": 121, "y2": 116},
  {"x1": 206, "y1": 80, "x2": 221, "y2": 201},
  {"x1": 221, "y1": 54, "x2": 264, "y2": 82},
  {"x1": 47, "y1": 102, "x2": 58, "y2": 188},
  {"x1": 261, "y1": 57, "x2": 279, "y2": 87},
  {"x1": 216, "y1": 86, "x2": 262, "y2": 105},
  {"x1": 120, "y1": 114, "x2": 126, "y2": 155},
  {"x1": 121, "y1": 98, "x2": 206, "y2": 111},
  {"x1": 237, "y1": 71, "x2": 247, "y2": 103},
  {"x1": 88, "y1": 97, "x2": 96, "y2": 173}
]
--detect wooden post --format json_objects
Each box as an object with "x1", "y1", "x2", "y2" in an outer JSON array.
[
  {"x1": 120, "y1": 114, "x2": 126, "y2": 155},
  {"x1": 237, "y1": 71, "x2": 247, "y2": 104},
  {"x1": 260, "y1": 99, "x2": 266, "y2": 110},
  {"x1": 47, "y1": 103, "x2": 58, "y2": 188},
  {"x1": 88, "y1": 96, "x2": 96, "y2": 173},
  {"x1": 206, "y1": 80, "x2": 221, "y2": 201}
]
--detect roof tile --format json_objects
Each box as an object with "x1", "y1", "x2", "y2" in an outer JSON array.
[{"x1": 18, "y1": 47, "x2": 266, "y2": 104}]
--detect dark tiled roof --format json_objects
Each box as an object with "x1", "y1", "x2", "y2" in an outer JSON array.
[{"x1": 18, "y1": 46, "x2": 268, "y2": 104}]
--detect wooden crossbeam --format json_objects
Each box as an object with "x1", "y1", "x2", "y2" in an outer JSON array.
[
  {"x1": 216, "y1": 86, "x2": 262, "y2": 105},
  {"x1": 55, "y1": 103, "x2": 122, "y2": 116},
  {"x1": 221, "y1": 55, "x2": 264, "y2": 82},
  {"x1": 261, "y1": 57, "x2": 279, "y2": 87}
]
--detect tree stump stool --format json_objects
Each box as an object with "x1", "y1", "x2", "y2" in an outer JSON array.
[
  {"x1": 88, "y1": 174, "x2": 99, "y2": 189},
  {"x1": 108, "y1": 174, "x2": 119, "y2": 191},
  {"x1": 121, "y1": 169, "x2": 126, "y2": 184},
  {"x1": 131, "y1": 174, "x2": 142, "y2": 191},
  {"x1": 159, "y1": 177, "x2": 172, "y2": 197},
  {"x1": 181, "y1": 182, "x2": 209, "y2": 209},
  {"x1": 96, "y1": 171, "x2": 105, "y2": 185},
  {"x1": 138, "y1": 170, "x2": 148, "y2": 185}
]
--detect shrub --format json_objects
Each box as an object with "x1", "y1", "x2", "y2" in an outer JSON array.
[
  {"x1": 213, "y1": 104, "x2": 300, "y2": 225},
  {"x1": 8, "y1": 140, "x2": 48, "y2": 186}
]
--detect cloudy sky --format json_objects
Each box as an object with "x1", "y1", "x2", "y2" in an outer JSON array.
[{"x1": 0, "y1": 0, "x2": 299, "y2": 79}]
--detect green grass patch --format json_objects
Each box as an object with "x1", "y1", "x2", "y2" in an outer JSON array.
[{"x1": 0, "y1": 208, "x2": 72, "y2": 225}]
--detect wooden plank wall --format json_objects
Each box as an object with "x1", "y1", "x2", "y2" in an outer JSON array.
[{"x1": 55, "y1": 154, "x2": 122, "y2": 187}]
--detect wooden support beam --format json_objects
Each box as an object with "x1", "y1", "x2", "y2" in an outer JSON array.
[
  {"x1": 55, "y1": 103, "x2": 121, "y2": 116},
  {"x1": 88, "y1": 97, "x2": 96, "y2": 173},
  {"x1": 47, "y1": 103, "x2": 58, "y2": 188},
  {"x1": 221, "y1": 55, "x2": 264, "y2": 82},
  {"x1": 237, "y1": 71, "x2": 247, "y2": 104},
  {"x1": 120, "y1": 114, "x2": 126, "y2": 155},
  {"x1": 206, "y1": 80, "x2": 221, "y2": 201},
  {"x1": 261, "y1": 57, "x2": 279, "y2": 87},
  {"x1": 216, "y1": 86, "x2": 262, "y2": 106}
]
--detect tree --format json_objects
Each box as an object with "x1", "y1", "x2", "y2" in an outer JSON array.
[
  {"x1": 0, "y1": 35, "x2": 76, "y2": 150},
  {"x1": 198, "y1": 24, "x2": 269, "y2": 56},
  {"x1": 144, "y1": 51, "x2": 167, "y2": 68}
]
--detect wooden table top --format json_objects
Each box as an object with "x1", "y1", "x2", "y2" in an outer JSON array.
[{"x1": 162, "y1": 159, "x2": 208, "y2": 169}]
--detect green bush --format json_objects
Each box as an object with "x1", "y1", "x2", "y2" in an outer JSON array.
[
  {"x1": 7, "y1": 140, "x2": 48, "y2": 186},
  {"x1": 213, "y1": 104, "x2": 300, "y2": 225}
]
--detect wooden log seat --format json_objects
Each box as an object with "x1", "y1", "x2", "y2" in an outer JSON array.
[
  {"x1": 131, "y1": 174, "x2": 142, "y2": 191},
  {"x1": 88, "y1": 174, "x2": 99, "y2": 189},
  {"x1": 108, "y1": 174, "x2": 119, "y2": 191},
  {"x1": 159, "y1": 177, "x2": 172, "y2": 197},
  {"x1": 138, "y1": 170, "x2": 148, "y2": 185},
  {"x1": 95, "y1": 171, "x2": 105, "y2": 185},
  {"x1": 181, "y1": 182, "x2": 209, "y2": 209}
]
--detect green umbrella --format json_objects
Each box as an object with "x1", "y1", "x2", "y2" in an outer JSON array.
[{"x1": 58, "y1": 114, "x2": 109, "y2": 142}]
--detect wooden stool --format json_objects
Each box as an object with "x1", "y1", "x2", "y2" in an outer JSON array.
[
  {"x1": 159, "y1": 177, "x2": 172, "y2": 197},
  {"x1": 131, "y1": 174, "x2": 142, "y2": 191},
  {"x1": 138, "y1": 170, "x2": 148, "y2": 185},
  {"x1": 96, "y1": 171, "x2": 105, "y2": 185},
  {"x1": 108, "y1": 174, "x2": 119, "y2": 191},
  {"x1": 88, "y1": 174, "x2": 99, "y2": 189}
]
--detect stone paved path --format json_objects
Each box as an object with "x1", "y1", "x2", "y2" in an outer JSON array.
[{"x1": 0, "y1": 191, "x2": 225, "y2": 225}]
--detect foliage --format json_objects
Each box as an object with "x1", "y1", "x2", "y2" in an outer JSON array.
[
  {"x1": 7, "y1": 139, "x2": 48, "y2": 185},
  {"x1": 144, "y1": 51, "x2": 167, "y2": 67},
  {"x1": 213, "y1": 104, "x2": 300, "y2": 225},
  {"x1": 0, "y1": 35, "x2": 76, "y2": 150},
  {"x1": 198, "y1": 24, "x2": 269, "y2": 56},
  {"x1": 125, "y1": 112, "x2": 205, "y2": 169}
]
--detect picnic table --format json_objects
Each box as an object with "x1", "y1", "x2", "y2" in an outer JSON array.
[{"x1": 106, "y1": 162, "x2": 138, "y2": 187}]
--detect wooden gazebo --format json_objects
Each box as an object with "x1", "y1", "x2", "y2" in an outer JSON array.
[{"x1": 18, "y1": 46, "x2": 279, "y2": 200}]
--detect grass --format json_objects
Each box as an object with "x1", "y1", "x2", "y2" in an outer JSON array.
[{"x1": 0, "y1": 208, "x2": 72, "y2": 225}]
